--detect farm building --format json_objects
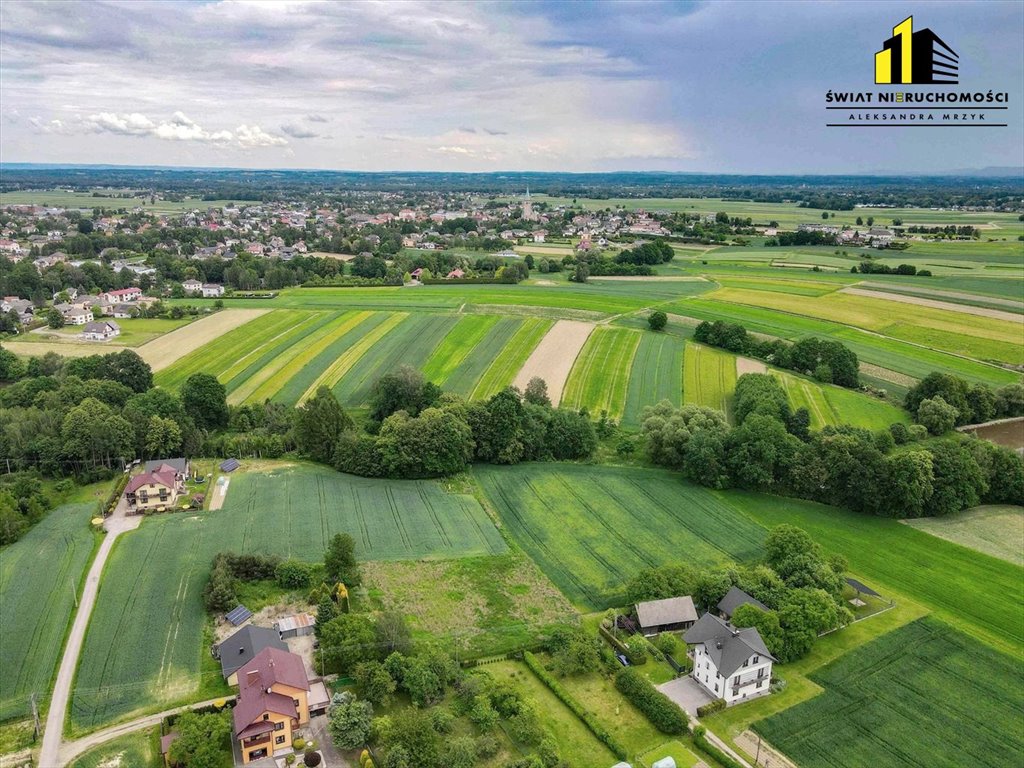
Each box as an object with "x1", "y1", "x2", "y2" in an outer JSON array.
[
  {"x1": 82, "y1": 320, "x2": 120, "y2": 341},
  {"x1": 275, "y1": 613, "x2": 315, "y2": 639},
  {"x1": 233, "y1": 647, "x2": 311, "y2": 764},
  {"x1": 635, "y1": 595, "x2": 697, "y2": 635},
  {"x1": 216, "y1": 625, "x2": 288, "y2": 686},
  {"x1": 716, "y1": 586, "x2": 769, "y2": 620},
  {"x1": 684, "y1": 613, "x2": 775, "y2": 705}
]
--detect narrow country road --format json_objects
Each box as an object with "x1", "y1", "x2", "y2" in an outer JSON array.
[
  {"x1": 38, "y1": 503, "x2": 141, "y2": 768},
  {"x1": 58, "y1": 696, "x2": 236, "y2": 766}
]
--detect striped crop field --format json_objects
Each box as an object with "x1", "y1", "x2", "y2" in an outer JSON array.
[
  {"x1": 469, "y1": 318, "x2": 553, "y2": 400},
  {"x1": 561, "y1": 327, "x2": 641, "y2": 420},
  {"x1": 421, "y1": 315, "x2": 501, "y2": 385},
  {"x1": 441, "y1": 317, "x2": 524, "y2": 398},
  {"x1": 622, "y1": 333, "x2": 685, "y2": 427},
  {"x1": 70, "y1": 463, "x2": 505, "y2": 731},
  {"x1": 476, "y1": 463, "x2": 765, "y2": 610},
  {"x1": 777, "y1": 371, "x2": 909, "y2": 431},
  {"x1": 683, "y1": 342, "x2": 737, "y2": 416}
]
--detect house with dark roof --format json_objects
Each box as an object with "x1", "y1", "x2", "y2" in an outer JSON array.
[
  {"x1": 634, "y1": 595, "x2": 698, "y2": 635},
  {"x1": 216, "y1": 625, "x2": 288, "y2": 685},
  {"x1": 233, "y1": 647, "x2": 311, "y2": 764},
  {"x1": 716, "y1": 586, "x2": 769, "y2": 621},
  {"x1": 143, "y1": 457, "x2": 190, "y2": 478},
  {"x1": 683, "y1": 613, "x2": 775, "y2": 705}
]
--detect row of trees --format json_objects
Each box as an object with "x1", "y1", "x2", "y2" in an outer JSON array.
[
  {"x1": 627, "y1": 525, "x2": 851, "y2": 662},
  {"x1": 642, "y1": 374, "x2": 1024, "y2": 518},
  {"x1": 294, "y1": 368, "x2": 597, "y2": 479},
  {"x1": 693, "y1": 320, "x2": 860, "y2": 388},
  {"x1": 905, "y1": 372, "x2": 1024, "y2": 429}
]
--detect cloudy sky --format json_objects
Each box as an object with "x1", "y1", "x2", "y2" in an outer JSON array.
[{"x1": 1, "y1": 0, "x2": 1021, "y2": 173}]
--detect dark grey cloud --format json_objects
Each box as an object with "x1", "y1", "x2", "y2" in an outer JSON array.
[{"x1": 281, "y1": 124, "x2": 320, "y2": 139}]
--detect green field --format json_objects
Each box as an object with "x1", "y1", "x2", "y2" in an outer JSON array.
[
  {"x1": 475, "y1": 464, "x2": 765, "y2": 610},
  {"x1": 622, "y1": 333, "x2": 685, "y2": 427},
  {"x1": 70, "y1": 464, "x2": 505, "y2": 730},
  {"x1": 0, "y1": 503, "x2": 97, "y2": 721},
  {"x1": 776, "y1": 370, "x2": 909, "y2": 431},
  {"x1": 735, "y1": 492, "x2": 1024, "y2": 657},
  {"x1": 0, "y1": 189, "x2": 260, "y2": 215},
  {"x1": 903, "y1": 505, "x2": 1024, "y2": 566},
  {"x1": 683, "y1": 342, "x2": 736, "y2": 415},
  {"x1": 421, "y1": 315, "x2": 501, "y2": 385},
  {"x1": 754, "y1": 617, "x2": 1024, "y2": 768},
  {"x1": 469, "y1": 318, "x2": 552, "y2": 400},
  {"x1": 67, "y1": 727, "x2": 163, "y2": 768},
  {"x1": 11, "y1": 316, "x2": 196, "y2": 348},
  {"x1": 561, "y1": 326, "x2": 641, "y2": 420}
]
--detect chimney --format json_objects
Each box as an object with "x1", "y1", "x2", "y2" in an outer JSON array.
[{"x1": 247, "y1": 670, "x2": 259, "y2": 686}]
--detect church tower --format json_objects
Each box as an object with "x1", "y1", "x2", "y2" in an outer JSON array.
[{"x1": 522, "y1": 186, "x2": 536, "y2": 221}]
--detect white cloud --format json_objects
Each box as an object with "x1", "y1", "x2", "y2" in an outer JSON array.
[{"x1": 63, "y1": 110, "x2": 289, "y2": 149}]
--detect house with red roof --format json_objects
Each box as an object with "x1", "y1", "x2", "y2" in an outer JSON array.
[
  {"x1": 124, "y1": 461, "x2": 185, "y2": 512},
  {"x1": 99, "y1": 287, "x2": 142, "y2": 303},
  {"x1": 233, "y1": 647, "x2": 311, "y2": 764},
  {"x1": 445, "y1": 268, "x2": 465, "y2": 279}
]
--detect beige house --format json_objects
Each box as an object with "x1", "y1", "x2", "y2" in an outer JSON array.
[
  {"x1": 233, "y1": 647, "x2": 311, "y2": 764},
  {"x1": 124, "y1": 466, "x2": 180, "y2": 512}
]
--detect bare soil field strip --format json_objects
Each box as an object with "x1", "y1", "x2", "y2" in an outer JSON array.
[
  {"x1": 513, "y1": 320, "x2": 595, "y2": 405},
  {"x1": 859, "y1": 362, "x2": 918, "y2": 387},
  {"x1": 862, "y1": 282, "x2": 1024, "y2": 309},
  {"x1": 136, "y1": 309, "x2": 269, "y2": 371},
  {"x1": 3, "y1": 341, "x2": 129, "y2": 358},
  {"x1": 839, "y1": 287, "x2": 1024, "y2": 323},
  {"x1": 736, "y1": 356, "x2": 767, "y2": 375}
]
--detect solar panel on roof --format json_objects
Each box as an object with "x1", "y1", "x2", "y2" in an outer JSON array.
[
  {"x1": 226, "y1": 605, "x2": 252, "y2": 625},
  {"x1": 845, "y1": 577, "x2": 881, "y2": 597},
  {"x1": 220, "y1": 458, "x2": 240, "y2": 472}
]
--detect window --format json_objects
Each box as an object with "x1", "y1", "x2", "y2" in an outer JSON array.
[
  {"x1": 293, "y1": 699, "x2": 300, "y2": 708},
  {"x1": 757, "y1": 681, "x2": 763, "y2": 689},
  {"x1": 714, "y1": 684, "x2": 719, "y2": 693},
  {"x1": 275, "y1": 735, "x2": 286, "y2": 745},
  {"x1": 274, "y1": 721, "x2": 284, "y2": 731},
  {"x1": 262, "y1": 714, "x2": 269, "y2": 721},
  {"x1": 753, "y1": 655, "x2": 759, "y2": 663}
]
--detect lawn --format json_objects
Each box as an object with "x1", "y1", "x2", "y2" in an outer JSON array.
[
  {"x1": 0, "y1": 502, "x2": 99, "y2": 722},
  {"x1": 361, "y1": 552, "x2": 574, "y2": 657},
  {"x1": 683, "y1": 342, "x2": 737, "y2": 416},
  {"x1": 622, "y1": 332, "x2": 685, "y2": 427},
  {"x1": 15, "y1": 316, "x2": 196, "y2": 348},
  {"x1": 67, "y1": 727, "x2": 162, "y2": 768},
  {"x1": 486, "y1": 660, "x2": 617, "y2": 765},
  {"x1": 752, "y1": 617, "x2": 1024, "y2": 768},
  {"x1": 903, "y1": 504, "x2": 1024, "y2": 566},
  {"x1": 475, "y1": 464, "x2": 765, "y2": 610},
  {"x1": 70, "y1": 463, "x2": 505, "y2": 731},
  {"x1": 733, "y1": 491, "x2": 1024, "y2": 657},
  {"x1": 561, "y1": 326, "x2": 642, "y2": 421}
]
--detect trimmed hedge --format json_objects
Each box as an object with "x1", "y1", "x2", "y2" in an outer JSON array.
[
  {"x1": 522, "y1": 652, "x2": 628, "y2": 760},
  {"x1": 696, "y1": 698, "x2": 727, "y2": 718},
  {"x1": 693, "y1": 725, "x2": 745, "y2": 768},
  {"x1": 99, "y1": 472, "x2": 130, "y2": 517},
  {"x1": 614, "y1": 667, "x2": 687, "y2": 735}
]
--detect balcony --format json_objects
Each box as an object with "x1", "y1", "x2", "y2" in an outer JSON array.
[{"x1": 242, "y1": 734, "x2": 271, "y2": 749}]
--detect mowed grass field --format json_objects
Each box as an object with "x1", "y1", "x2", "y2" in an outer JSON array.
[
  {"x1": 561, "y1": 326, "x2": 641, "y2": 421},
  {"x1": 776, "y1": 370, "x2": 909, "y2": 431},
  {"x1": 475, "y1": 464, "x2": 765, "y2": 610},
  {"x1": 0, "y1": 503, "x2": 97, "y2": 721},
  {"x1": 683, "y1": 342, "x2": 736, "y2": 415},
  {"x1": 70, "y1": 464, "x2": 505, "y2": 731},
  {"x1": 903, "y1": 505, "x2": 1024, "y2": 567},
  {"x1": 753, "y1": 617, "x2": 1024, "y2": 768}
]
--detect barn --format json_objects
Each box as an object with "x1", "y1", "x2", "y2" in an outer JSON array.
[{"x1": 634, "y1": 595, "x2": 697, "y2": 635}]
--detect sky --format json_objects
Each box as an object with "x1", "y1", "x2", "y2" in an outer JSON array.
[{"x1": 1, "y1": 0, "x2": 1022, "y2": 174}]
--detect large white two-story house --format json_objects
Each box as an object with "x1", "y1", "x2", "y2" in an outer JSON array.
[{"x1": 683, "y1": 613, "x2": 775, "y2": 705}]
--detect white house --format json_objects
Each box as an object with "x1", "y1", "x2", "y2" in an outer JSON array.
[
  {"x1": 100, "y1": 287, "x2": 142, "y2": 303},
  {"x1": 182, "y1": 279, "x2": 203, "y2": 294},
  {"x1": 64, "y1": 307, "x2": 92, "y2": 325},
  {"x1": 82, "y1": 320, "x2": 121, "y2": 341},
  {"x1": 683, "y1": 613, "x2": 775, "y2": 705},
  {"x1": 201, "y1": 283, "x2": 224, "y2": 298}
]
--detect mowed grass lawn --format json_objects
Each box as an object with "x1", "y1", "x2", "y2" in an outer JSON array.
[
  {"x1": 16, "y1": 316, "x2": 196, "y2": 348},
  {"x1": 475, "y1": 464, "x2": 764, "y2": 610},
  {"x1": 753, "y1": 617, "x2": 1024, "y2": 768},
  {"x1": 561, "y1": 326, "x2": 641, "y2": 421},
  {"x1": 71, "y1": 464, "x2": 505, "y2": 731},
  {"x1": 903, "y1": 505, "x2": 1024, "y2": 566},
  {"x1": 0, "y1": 503, "x2": 98, "y2": 721},
  {"x1": 734, "y1": 492, "x2": 1024, "y2": 657},
  {"x1": 683, "y1": 342, "x2": 736, "y2": 416}
]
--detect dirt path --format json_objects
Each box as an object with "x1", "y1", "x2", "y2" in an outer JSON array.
[
  {"x1": 208, "y1": 475, "x2": 230, "y2": 511},
  {"x1": 58, "y1": 696, "x2": 236, "y2": 766},
  {"x1": 839, "y1": 287, "x2": 1024, "y2": 323},
  {"x1": 39, "y1": 508, "x2": 142, "y2": 768},
  {"x1": 512, "y1": 320, "x2": 594, "y2": 405},
  {"x1": 135, "y1": 308, "x2": 269, "y2": 371},
  {"x1": 735, "y1": 730, "x2": 797, "y2": 768},
  {"x1": 736, "y1": 357, "x2": 767, "y2": 376}
]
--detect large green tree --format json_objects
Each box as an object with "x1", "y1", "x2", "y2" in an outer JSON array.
[
  {"x1": 167, "y1": 710, "x2": 231, "y2": 768},
  {"x1": 181, "y1": 372, "x2": 228, "y2": 430},
  {"x1": 295, "y1": 386, "x2": 353, "y2": 463},
  {"x1": 327, "y1": 692, "x2": 373, "y2": 749}
]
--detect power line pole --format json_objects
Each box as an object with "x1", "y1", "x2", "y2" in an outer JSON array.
[{"x1": 31, "y1": 693, "x2": 40, "y2": 742}]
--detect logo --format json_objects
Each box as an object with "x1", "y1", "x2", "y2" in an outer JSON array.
[{"x1": 875, "y1": 16, "x2": 958, "y2": 84}]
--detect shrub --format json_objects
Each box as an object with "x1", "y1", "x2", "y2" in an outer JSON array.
[
  {"x1": 276, "y1": 559, "x2": 314, "y2": 589},
  {"x1": 304, "y1": 752, "x2": 322, "y2": 767},
  {"x1": 293, "y1": 738, "x2": 306, "y2": 751},
  {"x1": 522, "y1": 652, "x2": 628, "y2": 759},
  {"x1": 285, "y1": 755, "x2": 295, "y2": 766},
  {"x1": 598, "y1": 624, "x2": 646, "y2": 665},
  {"x1": 614, "y1": 667, "x2": 687, "y2": 734},
  {"x1": 648, "y1": 310, "x2": 668, "y2": 331},
  {"x1": 693, "y1": 725, "x2": 745, "y2": 768},
  {"x1": 696, "y1": 698, "x2": 727, "y2": 718}
]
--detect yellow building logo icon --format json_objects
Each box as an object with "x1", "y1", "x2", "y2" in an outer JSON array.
[{"x1": 875, "y1": 16, "x2": 958, "y2": 84}]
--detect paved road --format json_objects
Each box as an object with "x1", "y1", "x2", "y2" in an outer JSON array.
[
  {"x1": 58, "y1": 696, "x2": 235, "y2": 766},
  {"x1": 38, "y1": 504, "x2": 141, "y2": 768}
]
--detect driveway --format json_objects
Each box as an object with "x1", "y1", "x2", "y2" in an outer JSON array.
[{"x1": 657, "y1": 676, "x2": 715, "y2": 718}]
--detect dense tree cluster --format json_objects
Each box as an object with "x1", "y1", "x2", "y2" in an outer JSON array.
[
  {"x1": 694, "y1": 321, "x2": 860, "y2": 388},
  {"x1": 613, "y1": 240, "x2": 674, "y2": 266},
  {"x1": 642, "y1": 374, "x2": 1024, "y2": 518},
  {"x1": 307, "y1": 368, "x2": 596, "y2": 479},
  {"x1": 626, "y1": 525, "x2": 850, "y2": 662},
  {"x1": 0, "y1": 473, "x2": 57, "y2": 545},
  {"x1": 905, "y1": 372, "x2": 1023, "y2": 428}
]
